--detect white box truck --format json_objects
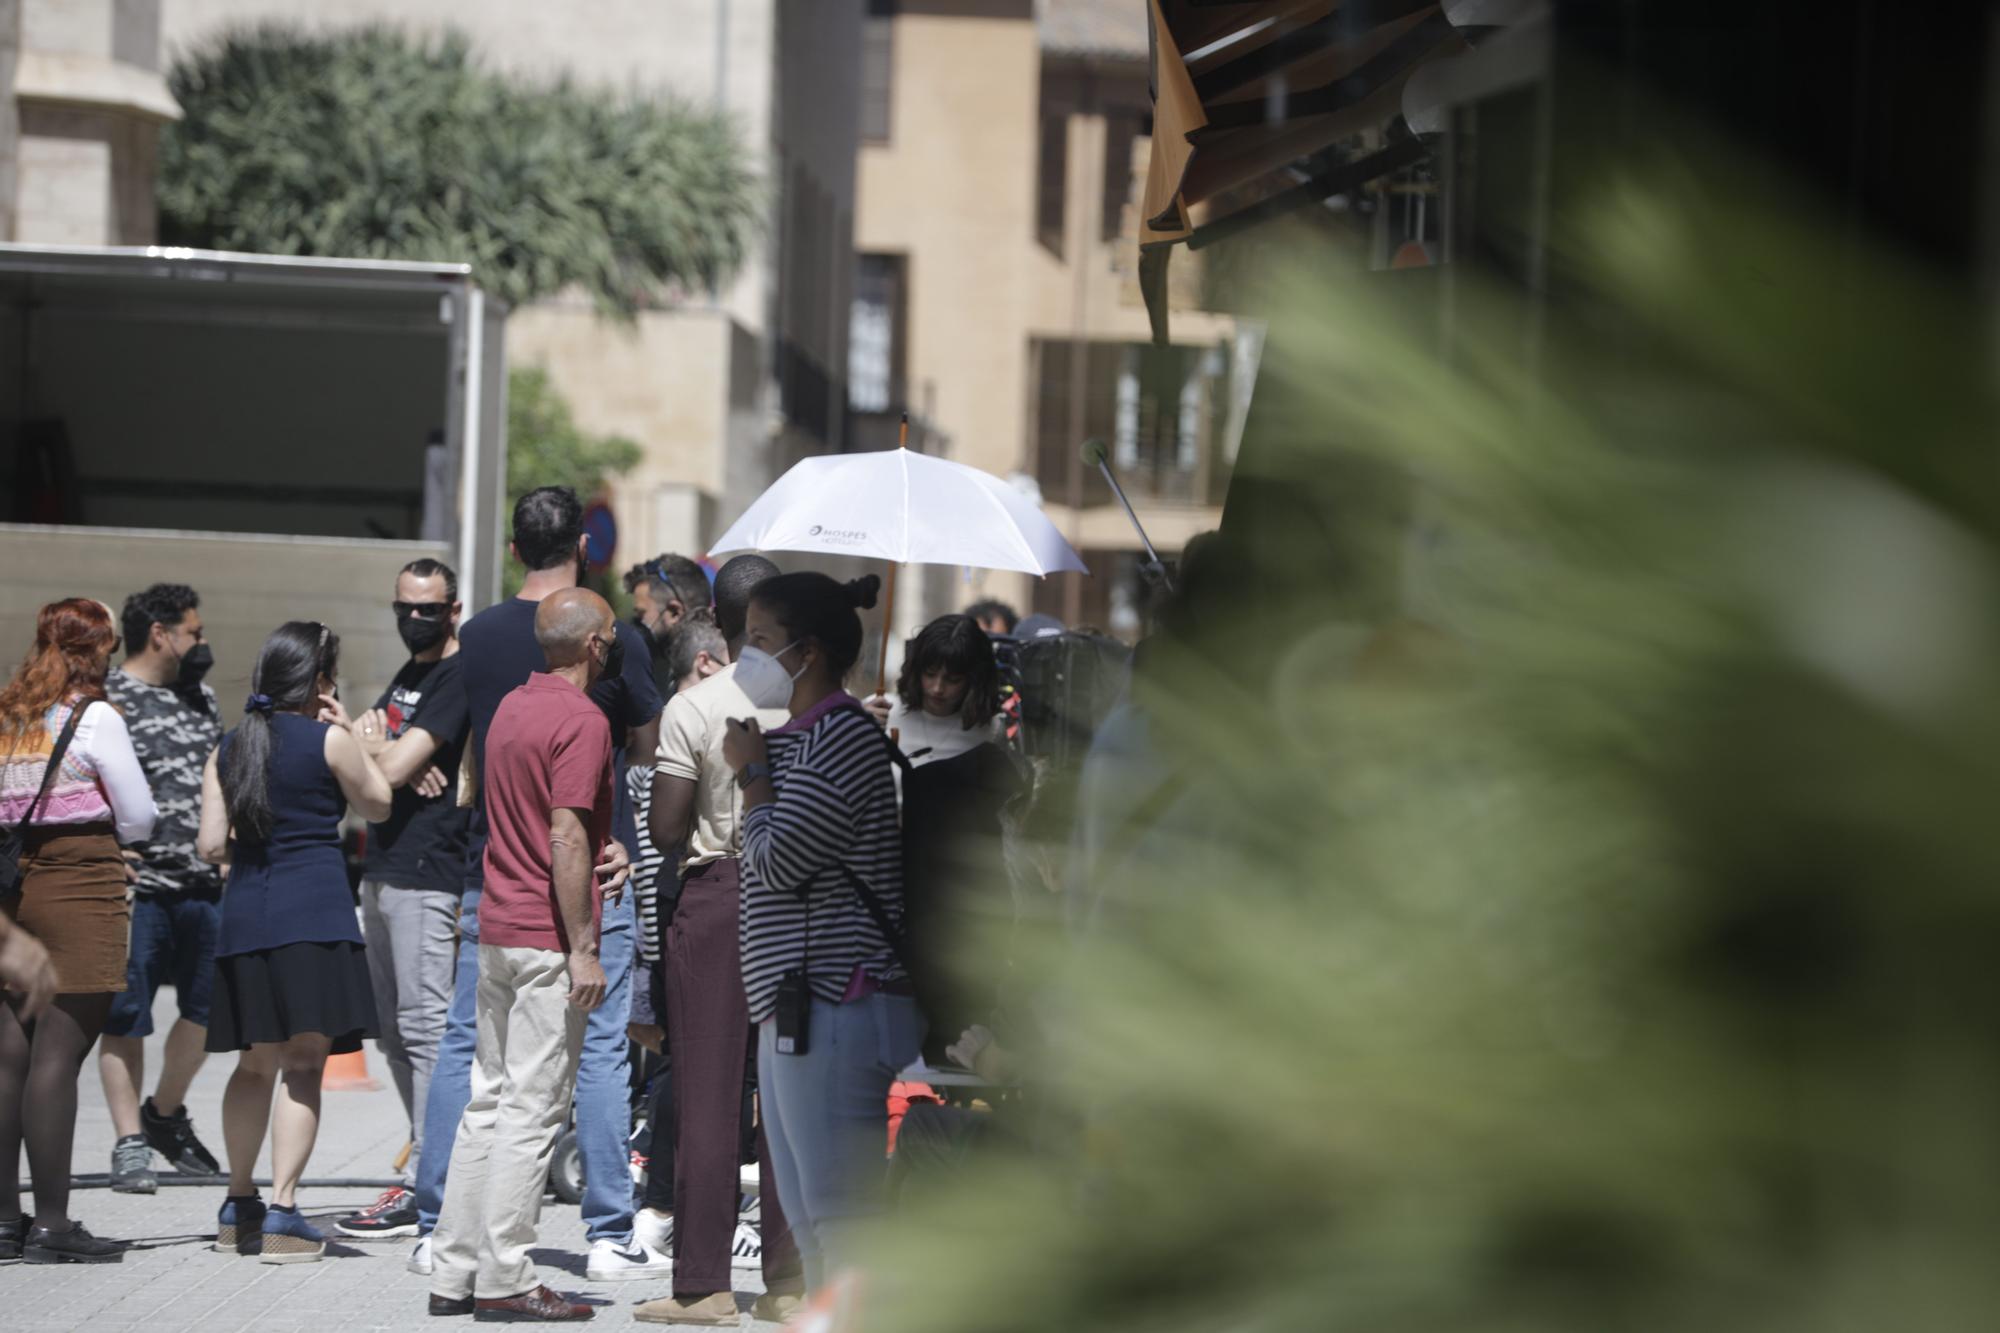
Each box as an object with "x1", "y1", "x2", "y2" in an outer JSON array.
[{"x1": 0, "y1": 244, "x2": 507, "y2": 710}]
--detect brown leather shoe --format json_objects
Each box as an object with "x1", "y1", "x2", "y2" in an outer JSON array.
[{"x1": 473, "y1": 1285, "x2": 594, "y2": 1322}]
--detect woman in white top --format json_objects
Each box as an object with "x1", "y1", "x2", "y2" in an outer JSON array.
[
  {"x1": 0, "y1": 597, "x2": 157, "y2": 1263},
  {"x1": 868, "y1": 614, "x2": 1023, "y2": 1065},
  {"x1": 869, "y1": 614, "x2": 1005, "y2": 769}
]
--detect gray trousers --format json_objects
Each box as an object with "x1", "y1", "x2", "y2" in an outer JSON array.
[{"x1": 359, "y1": 880, "x2": 460, "y2": 1184}]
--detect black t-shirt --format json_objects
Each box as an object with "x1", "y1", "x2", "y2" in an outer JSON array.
[
  {"x1": 362, "y1": 654, "x2": 473, "y2": 894},
  {"x1": 459, "y1": 596, "x2": 661, "y2": 869},
  {"x1": 645, "y1": 631, "x2": 677, "y2": 706}
]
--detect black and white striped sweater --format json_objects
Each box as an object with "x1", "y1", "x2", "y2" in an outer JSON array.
[{"x1": 738, "y1": 696, "x2": 906, "y2": 1022}]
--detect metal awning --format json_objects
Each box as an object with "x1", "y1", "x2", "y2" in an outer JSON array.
[{"x1": 1139, "y1": 0, "x2": 1481, "y2": 341}]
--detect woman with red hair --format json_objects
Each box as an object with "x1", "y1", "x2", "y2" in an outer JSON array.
[{"x1": 0, "y1": 597, "x2": 156, "y2": 1263}]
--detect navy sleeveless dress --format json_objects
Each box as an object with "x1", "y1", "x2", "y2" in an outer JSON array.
[{"x1": 205, "y1": 712, "x2": 377, "y2": 1054}]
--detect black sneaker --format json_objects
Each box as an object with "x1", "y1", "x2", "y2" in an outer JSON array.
[
  {"x1": 24, "y1": 1221, "x2": 124, "y2": 1264},
  {"x1": 335, "y1": 1186, "x2": 419, "y2": 1238},
  {"x1": 0, "y1": 1215, "x2": 26, "y2": 1262},
  {"x1": 141, "y1": 1097, "x2": 222, "y2": 1175},
  {"x1": 109, "y1": 1134, "x2": 157, "y2": 1194}
]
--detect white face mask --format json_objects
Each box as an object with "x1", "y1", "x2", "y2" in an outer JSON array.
[{"x1": 734, "y1": 641, "x2": 804, "y2": 710}]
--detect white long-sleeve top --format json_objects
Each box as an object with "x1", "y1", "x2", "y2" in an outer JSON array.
[{"x1": 0, "y1": 699, "x2": 158, "y2": 844}]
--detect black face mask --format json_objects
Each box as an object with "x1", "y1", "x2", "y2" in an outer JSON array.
[
  {"x1": 600, "y1": 631, "x2": 626, "y2": 682},
  {"x1": 398, "y1": 614, "x2": 449, "y2": 654},
  {"x1": 176, "y1": 642, "x2": 215, "y2": 690}
]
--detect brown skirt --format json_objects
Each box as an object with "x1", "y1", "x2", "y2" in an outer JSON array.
[{"x1": 1, "y1": 823, "x2": 129, "y2": 994}]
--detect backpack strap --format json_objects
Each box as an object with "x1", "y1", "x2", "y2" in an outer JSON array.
[
  {"x1": 15, "y1": 703, "x2": 87, "y2": 838},
  {"x1": 840, "y1": 862, "x2": 912, "y2": 973},
  {"x1": 821, "y1": 697, "x2": 914, "y2": 969},
  {"x1": 826, "y1": 696, "x2": 914, "y2": 777}
]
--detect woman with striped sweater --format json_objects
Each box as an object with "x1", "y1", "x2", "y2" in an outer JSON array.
[{"x1": 721, "y1": 572, "x2": 920, "y2": 1294}]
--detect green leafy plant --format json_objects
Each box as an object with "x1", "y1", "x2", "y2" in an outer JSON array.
[
  {"x1": 867, "y1": 127, "x2": 2000, "y2": 1333},
  {"x1": 159, "y1": 24, "x2": 758, "y2": 317}
]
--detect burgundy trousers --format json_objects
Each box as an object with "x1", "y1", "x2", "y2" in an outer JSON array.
[{"x1": 666, "y1": 858, "x2": 801, "y2": 1295}]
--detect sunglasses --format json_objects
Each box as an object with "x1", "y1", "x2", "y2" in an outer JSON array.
[{"x1": 392, "y1": 601, "x2": 453, "y2": 619}]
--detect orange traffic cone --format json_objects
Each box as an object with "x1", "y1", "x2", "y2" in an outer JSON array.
[
  {"x1": 788, "y1": 1271, "x2": 865, "y2": 1333},
  {"x1": 323, "y1": 1048, "x2": 382, "y2": 1091}
]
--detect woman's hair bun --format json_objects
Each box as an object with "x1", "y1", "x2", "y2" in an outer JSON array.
[{"x1": 844, "y1": 574, "x2": 882, "y2": 610}]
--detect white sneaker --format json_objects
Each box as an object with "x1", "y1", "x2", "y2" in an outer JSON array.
[
  {"x1": 633, "y1": 1207, "x2": 675, "y2": 1257},
  {"x1": 406, "y1": 1234, "x2": 433, "y2": 1276},
  {"x1": 729, "y1": 1222, "x2": 761, "y2": 1271},
  {"x1": 587, "y1": 1237, "x2": 674, "y2": 1281}
]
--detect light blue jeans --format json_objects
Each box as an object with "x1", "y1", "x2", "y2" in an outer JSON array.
[
  {"x1": 757, "y1": 993, "x2": 923, "y2": 1292},
  {"x1": 417, "y1": 888, "x2": 637, "y2": 1245}
]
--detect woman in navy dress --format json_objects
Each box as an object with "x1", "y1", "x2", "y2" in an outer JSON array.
[{"x1": 196, "y1": 622, "x2": 390, "y2": 1262}]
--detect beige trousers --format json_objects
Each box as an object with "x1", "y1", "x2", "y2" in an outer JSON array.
[{"x1": 430, "y1": 943, "x2": 586, "y2": 1301}]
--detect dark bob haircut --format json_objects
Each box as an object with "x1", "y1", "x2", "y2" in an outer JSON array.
[{"x1": 897, "y1": 614, "x2": 1000, "y2": 731}]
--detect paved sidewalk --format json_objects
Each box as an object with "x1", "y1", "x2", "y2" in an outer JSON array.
[{"x1": 6, "y1": 991, "x2": 779, "y2": 1331}]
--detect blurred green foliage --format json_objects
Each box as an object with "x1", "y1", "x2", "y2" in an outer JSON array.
[
  {"x1": 158, "y1": 24, "x2": 758, "y2": 317},
  {"x1": 502, "y1": 366, "x2": 639, "y2": 600},
  {"x1": 867, "y1": 137, "x2": 2000, "y2": 1333}
]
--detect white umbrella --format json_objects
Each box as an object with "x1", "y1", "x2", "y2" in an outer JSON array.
[
  {"x1": 709, "y1": 421, "x2": 1088, "y2": 689},
  {"x1": 708, "y1": 441, "x2": 1088, "y2": 577}
]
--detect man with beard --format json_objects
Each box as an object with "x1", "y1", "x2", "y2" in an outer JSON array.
[
  {"x1": 625, "y1": 556, "x2": 711, "y2": 700},
  {"x1": 335, "y1": 558, "x2": 472, "y2": 1239},
  {"x1": 99, "y1": 583, "x2": 225, "y2": 1194}
]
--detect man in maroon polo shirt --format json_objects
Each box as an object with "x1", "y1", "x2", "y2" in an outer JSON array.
[{"x1": 429, "y1": 589, "x2": 619, "y2": 1323}]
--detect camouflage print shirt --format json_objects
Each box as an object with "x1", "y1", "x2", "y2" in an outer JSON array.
[{"x1": 106, "y1": 668, "x2": 223, "y2": 898}]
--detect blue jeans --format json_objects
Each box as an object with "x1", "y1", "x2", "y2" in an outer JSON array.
[
  {"x1": 417, "y1": 889, "x2": 637, "y2": 1245},
  {"x1": 574, "y1": 898, "x2": 638, "y2": 1244},
  {"x1": 103, "y1": 892, "x2": 219, "y2": 1037},
  {"x1": 757, "y1": 993, "x2": 923, "y2": 1291}
]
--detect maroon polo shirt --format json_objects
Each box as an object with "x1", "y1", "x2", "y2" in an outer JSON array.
[{"x1": 478, "y1": 672, "x2": 613, "y2": 951}]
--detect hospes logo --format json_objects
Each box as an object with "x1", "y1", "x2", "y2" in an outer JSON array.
[{"x1": 809, "y1": 523, "x2": 868, "y2": 546}]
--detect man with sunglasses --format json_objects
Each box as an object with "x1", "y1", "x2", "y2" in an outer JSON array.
[
  {"x1": 625, "y1": 554, "x2": 712, "y2": 700},
  {"x1": 336, "y1": 557, "x2": 473, "y2": 1240}
]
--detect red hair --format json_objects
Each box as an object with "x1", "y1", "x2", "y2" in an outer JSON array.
[{"x1": 0, "y1": 598, "x2": 117, "y2": 746}]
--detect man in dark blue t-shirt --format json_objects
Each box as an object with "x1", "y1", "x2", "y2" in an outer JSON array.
[{"x1": 410, "y1": 487, "x2": 669, "y2": 1286}]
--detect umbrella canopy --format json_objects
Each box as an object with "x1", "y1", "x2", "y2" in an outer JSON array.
[{"x1": 709, "y1": 448, "x2": 1089, "y2": 578}]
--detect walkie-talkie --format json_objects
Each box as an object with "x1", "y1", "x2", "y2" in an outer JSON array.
[{"x1": 774, "y1": 969, "x2": 810, "y2": 1056}]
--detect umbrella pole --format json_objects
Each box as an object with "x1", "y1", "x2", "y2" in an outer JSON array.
[
  {"x1": 875, "y1": 411, "x2": 909, "y2": 697},
  {"x1": 876, "y1": 559, "x2": 899, "y2": 697}
]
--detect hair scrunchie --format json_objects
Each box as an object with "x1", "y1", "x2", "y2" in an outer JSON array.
[{"x1": 244, "y1": 692, "x2": 275, "y2": 714}]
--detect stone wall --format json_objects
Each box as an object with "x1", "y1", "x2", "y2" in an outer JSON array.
[
  {"x1": 6, "y1": 0, "x2": 176, "y2": 246},
  {"x1": 0, "y1": 0, "x2": 18, "y2": 240}
]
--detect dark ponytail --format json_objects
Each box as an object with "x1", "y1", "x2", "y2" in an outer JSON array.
[
  {"x1": 222, "y1": 621, "x2": 339, "y2": 843},
  {"x1": 749, "y1": 573, "x2": 880, "y2": 680}
]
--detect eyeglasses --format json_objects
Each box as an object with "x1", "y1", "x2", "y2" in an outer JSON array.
[{"x1": 393, "y1": 601, "x2": 453, "y2": 619}]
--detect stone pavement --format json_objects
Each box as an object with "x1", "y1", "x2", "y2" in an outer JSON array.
[{"x1": 5, "y1": 991, "x2": 779, "y2": 1331}]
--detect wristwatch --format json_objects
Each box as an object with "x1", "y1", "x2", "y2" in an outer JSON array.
[{"x1": 736, "y1": 762, "x2": 771, "y2": 791}]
